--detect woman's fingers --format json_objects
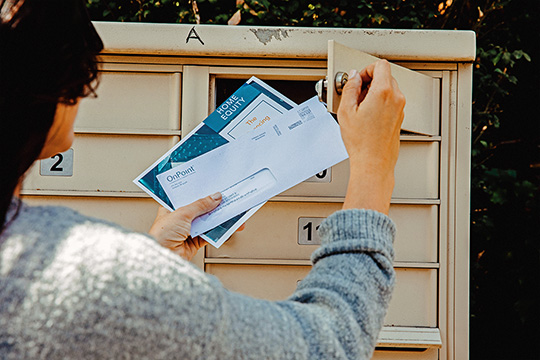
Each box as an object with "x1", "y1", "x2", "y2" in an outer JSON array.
[
  {"x1": 177, "y1": 192, "x2": 222, "y2": 222},
  {"x1": 338, "y1": 69, "x2": 362, "y2": 114}
]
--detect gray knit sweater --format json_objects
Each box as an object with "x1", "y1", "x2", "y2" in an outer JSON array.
[{"x1": 0, "y1": 200, "x2": 395, "y2": 360}]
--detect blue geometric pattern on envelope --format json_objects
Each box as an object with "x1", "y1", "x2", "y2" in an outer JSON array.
[
  {"x1": 202, "y1": 212, "x2": 246, "y2": 243},
  {"x1": 167, "y1": 126, "x2": 228, "y2": 164},
  {"x1": 137, "y1": 124, "x2": 228, "y2": 209}
]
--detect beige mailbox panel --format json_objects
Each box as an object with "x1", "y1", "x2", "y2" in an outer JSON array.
[
  {"x1": 206, "y1": 264, "x2": 310, "y2": 301},
  {"x1": 205, "y1": 264, "x2": 437, "y2": 326},
  {"x1": 279, "y1": 141, "x2": 440, "y2": 200},
  {"x1": 21, "y1": 196, "x2": 159, "y2": 233},
  {"x1": 372, "y1": 350, "x2": 438, "y2": 360},
  {"x1": 76, "y1": 70, "x2": 181, "y2": 132},
  {"x1": 23, "y1": 135, "x2": 178, "y2": 194},
  {"x1": 207, "y1": 202, "x2": 438, "y2": 263},
  {"x1": 384, "y1": 268, "x2": 438, "y2": 327}
]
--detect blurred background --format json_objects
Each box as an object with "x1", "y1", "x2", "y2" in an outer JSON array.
[{"x1": 85, "y1": 1, "x2": 539, "y2": 358}]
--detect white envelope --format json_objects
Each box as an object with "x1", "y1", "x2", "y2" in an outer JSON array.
[{"x1": 157, "y1": 97, "x2": 349, "y2": 236}]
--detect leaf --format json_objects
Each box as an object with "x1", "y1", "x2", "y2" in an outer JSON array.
[
  {"x1": 492, "y1": 51, "x2": 502, "y2": 65},
  {"x1": 228, "y1": 9, "x2": 241, "y2": 25}
]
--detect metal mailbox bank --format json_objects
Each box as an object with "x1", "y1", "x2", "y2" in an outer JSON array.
[{"x1": 22, "y1": 22, "x2": 475, "y2": 360}]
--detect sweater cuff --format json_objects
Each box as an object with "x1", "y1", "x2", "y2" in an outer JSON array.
[{"x1": 311, "y1": 209, "x2": 396, "y2": 264}]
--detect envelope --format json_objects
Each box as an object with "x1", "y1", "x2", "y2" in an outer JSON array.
[
  {"x1": 157, "y1": 97, "x2": 349, "y2": 237},
  {"x1": 133, "y1": 77, "x2": 297, "y2": 247}
]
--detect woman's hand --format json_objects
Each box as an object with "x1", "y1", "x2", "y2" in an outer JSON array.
[
  {"x1": 149, "y1": 192, "x2": 222, "y2": 261},
  {"x1": 338, "y1": 60, "x2": 406, "y2": 214}
]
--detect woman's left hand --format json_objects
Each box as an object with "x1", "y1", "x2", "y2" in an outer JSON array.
[{"x1": 149, "y1": 192, "x2": 222, "y2": 261}]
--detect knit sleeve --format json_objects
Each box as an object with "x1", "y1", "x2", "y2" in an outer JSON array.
[
  {"x1": 204, "y1": 209, "x2": 396, "y2": 360},
  {"x1": 91, "y1": 209, "x2": 396, "y2": 360},
  {"x1": 1, "y1": 206, "x2": 395, "y2": 360}
]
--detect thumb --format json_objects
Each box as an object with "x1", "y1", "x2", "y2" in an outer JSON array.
[
  {"x1": 337, "y1": 69, "x2": 362, "y2": 116},
  {"x1": 178, "y1": 192, "x2": 222, "y2": 222}
]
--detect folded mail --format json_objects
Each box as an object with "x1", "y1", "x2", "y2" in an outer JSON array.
[{"x1": 157, "y1": 96, "x2": 349, "y2": 236}]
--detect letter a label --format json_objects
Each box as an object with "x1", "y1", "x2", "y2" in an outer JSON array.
[{"x1": 186, "y1": 26, "x2": 204, "y2": 45}]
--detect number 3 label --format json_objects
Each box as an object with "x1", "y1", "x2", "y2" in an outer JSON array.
[
  {"x1": 298, "y1": 217, "x2": 324, "y2": 245},
  {"x1": 40, "y1": 149, "x2": 74, "y2": 176}
]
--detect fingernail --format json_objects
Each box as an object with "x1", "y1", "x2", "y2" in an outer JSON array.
[
  {"x1": 349, "y1": 69, "x2": 358, "y2": 79},
  {"x1": 211, "y1": 192, "x2": 222, "y2": 201}
]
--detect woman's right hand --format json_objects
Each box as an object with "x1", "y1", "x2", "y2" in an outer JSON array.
[
  {"x1": 149, "y1": 193, "x2": 222, "y2": 261},
  {"x1": 337, "y1": 60, "x2": 406, "y2": 214}
]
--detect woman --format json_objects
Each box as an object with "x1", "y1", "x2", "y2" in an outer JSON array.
[{"x1": 0, "y1": 1, "x2": 405, "y2": 359}]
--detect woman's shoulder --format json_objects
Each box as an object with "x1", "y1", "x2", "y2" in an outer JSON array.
[
  {"x1": 3, "y1": 200, "x2": 158, "y2": 255},
  {"x1": 1, "y1": 200, "x2": 199, "y2": 285}
]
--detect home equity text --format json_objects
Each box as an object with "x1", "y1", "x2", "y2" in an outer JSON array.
[{"x1": 216, "y1": 95, "x2": 246, "y2": 121}]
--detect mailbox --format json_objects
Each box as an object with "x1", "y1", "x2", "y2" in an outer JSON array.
[{"x1": 21, "y1": 23, "x2": 474, "y2": 360}]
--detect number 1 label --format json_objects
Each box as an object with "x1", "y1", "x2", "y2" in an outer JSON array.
[{"x1": 298, "y1": 217, "x2": 324, "y2": 245}]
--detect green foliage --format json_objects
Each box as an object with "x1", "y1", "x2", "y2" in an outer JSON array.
[{"x1": 87, "y1": 0, "x2": 539, "y2": 357}]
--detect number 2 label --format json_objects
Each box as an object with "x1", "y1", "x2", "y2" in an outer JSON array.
[{"x1": 40, "y1": 149, "x2": 74, "y2": 176}]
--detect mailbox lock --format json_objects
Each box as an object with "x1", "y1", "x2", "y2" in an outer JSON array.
[
  {"x1": 315, "y1": 78, "x2": 328, "y2": 103},
  {"x1": 315, "y1": 72, "x2": 348, "y2": 102},
  {"x1": 334, "y1": 72, "x2": 348, "y2": 95}
]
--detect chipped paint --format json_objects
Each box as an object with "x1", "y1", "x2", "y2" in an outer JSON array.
[{"x1": 250, "y1": 28, "x2": 289, "y2": 45}]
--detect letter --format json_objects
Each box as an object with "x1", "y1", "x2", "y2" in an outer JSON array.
[
  {"x1": 186, "y1": 27, "x2": 204, "y2": 45},
  {"x1": 235, "y1": 97, "x2": 246, "y2": 107}
]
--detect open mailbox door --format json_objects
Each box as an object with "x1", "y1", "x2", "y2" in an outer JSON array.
[{"x1": 327, "y1": 40, "x2": 439, "y2": 136}]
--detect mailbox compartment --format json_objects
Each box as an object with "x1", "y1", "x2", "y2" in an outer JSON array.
[
  {"x1": 385, "y1": 268, "x2": 438, "y2": 327},
  {"x1": 372, "y1": 349, "x2": 438, "y2": 360},
  {"x1": 21, "y1": 196, "x2": 160, "y2": 233},
  {"x1": 207, "y1": 202, "x2": 439, "y2": 263},
  {"x1": 76, "y1": 68, "x2": 181, "y2": 132},
  {"x1": 22, "y1": 134, "x2": 179, "y2": 195},
  {"x1": 205, "y1": 264, "x2": 437, "y2": 326},
  {"x1": 206, "y1": 264, "x2": 310, "y2": 301},
  {"x1": 279, "y1": 140, "x2": 440, "y2": 200}
]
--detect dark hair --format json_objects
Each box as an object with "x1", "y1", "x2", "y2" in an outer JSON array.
[{"x1": 0, "y1": 0, "x2": 103, "y2": 228}]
